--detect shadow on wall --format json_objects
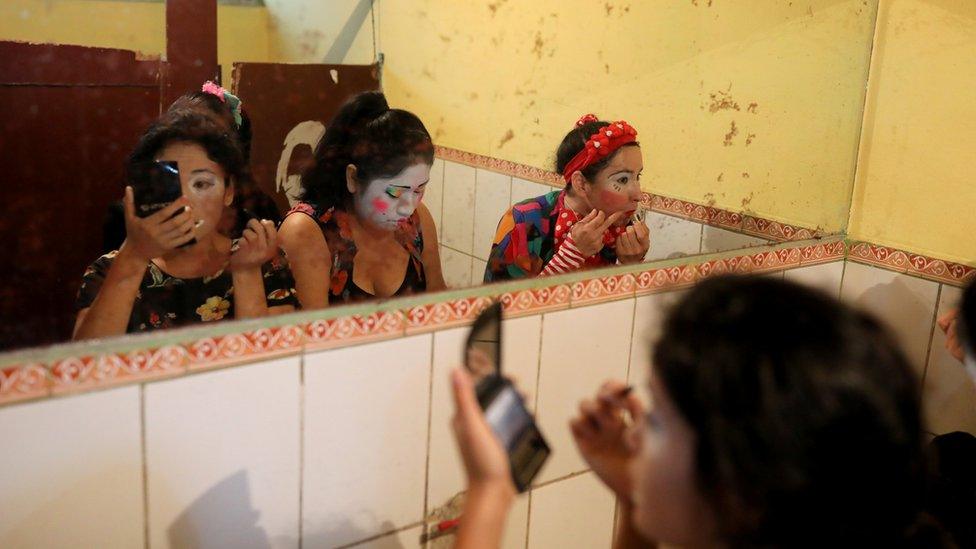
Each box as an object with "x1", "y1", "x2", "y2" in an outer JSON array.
[{"x1": 167, "y1": 470, "x2": 273, "y2": 549}]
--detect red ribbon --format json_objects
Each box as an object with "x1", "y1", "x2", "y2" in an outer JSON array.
[{"x1": 562, "y1": 120, "x2": 638, "y2": 183}]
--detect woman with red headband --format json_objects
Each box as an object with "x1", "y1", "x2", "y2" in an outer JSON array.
[{"x1": 484, "y1": 115, "x2": 650, "y2": 282}]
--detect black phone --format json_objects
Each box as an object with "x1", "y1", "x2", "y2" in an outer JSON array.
[
  {"x1": 465, "y1": 301, "x2": 550, "y2": 492},
  {"x1": 131, "y1": 160, "x2": 196, "y2": 247}
]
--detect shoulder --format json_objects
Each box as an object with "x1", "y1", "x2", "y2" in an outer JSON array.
[{"x1": 415, "y1": 202, "x2": 436, "y2": 235}]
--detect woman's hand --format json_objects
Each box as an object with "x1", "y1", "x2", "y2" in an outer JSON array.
[
  {"x1": 570, "y1": 210, "x2": 626, "y2": 257},
  {"x1": 570, "y1": 379, "x2": 645, "y2": 501},
  {"x1": 451, "y1": 368, "x2": 516, "y2": 497},
  {"x1": 616, "y1": 222, "x2": 651, "y2": 265},
  {"x1": 121, "y1": 186, "x2": 197, "y2": 262},
  {"x1": 937, "y1": 309, "x2": 965, "y2": 363},
  {"x1": 230, "y1": 219, "x2": 278, "y2": 272}
]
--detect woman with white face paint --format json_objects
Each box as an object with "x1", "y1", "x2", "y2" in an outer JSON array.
[
  {"x1": 278, "y1": 92, "x2": 446, "y2": 308},
  {"x1": 74, "y1": 110, "x2": 297, "y2": 339}
]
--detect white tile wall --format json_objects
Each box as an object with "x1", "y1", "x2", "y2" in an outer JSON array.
[
  {"x1": 840, "y1": 262, "x2": 940, "y2": 373},
  {"x1": 784, "y1": 261, "x2": 845, "y2": 299},
  {"x1": 511, "y1": 177, "x2": 554, "y2": 206},
  {"x1": 527, "y1": 473, "x2": 616, "y2": 549},
  {"x1": 441, "y1": 246, "x2": 474, "y2": 289},
  {"x1": 923, "y1": 285, "x2": 976, "y2": 435},
  {"x1": 471, "y1": 259, "x2": 488, "y2": 286},
  {"x1": 700, "y1": 225, "x2": 770, "y2": 254},
  {"x1": 535, "y1": 299, "x2": 635, "y2": 483},
  {"x1": 473, "y1": 169, "x2": 512, "y2": 261},
  {"x1": 302, "y1": 335, "x2": 432, "y2": 548},
  {"x1": 144, "y1": 357, "x2": 301, "y2": 549},
  {"x1": 350, "y1": 525, "x2": 425, "y2": 548},
  {"x1": 425, "y1": 158, "x2": 446, "y2": 236},
  {"x1": 0, "y1": 387, "x2": 143, "y2": 549},
  {"x1": 628, "y1": 292, "x2": 686, "y2": 405},
  {"x1": 442, "y1": 162, "x2": 477, "y2": 254},
  {"x1": 644, "y1": 212, "x2": 703, "y2": 261}
]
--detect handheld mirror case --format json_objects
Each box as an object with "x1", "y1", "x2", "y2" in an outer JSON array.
[{"x1": 464, "y1": 301, "x2": 550, "y2": 492}]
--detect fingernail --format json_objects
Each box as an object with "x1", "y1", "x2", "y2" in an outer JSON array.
[{"x1": 194, "y1": 220, "x2": 204, "y2": 228}]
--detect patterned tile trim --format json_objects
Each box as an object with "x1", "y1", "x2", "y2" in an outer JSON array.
[
  {"x1": 437, "y1": 145, "x2": 819, "y2": 242},
  {"x1": 0, "y1": 241, "x2": 850, "y2": 406},
  {"x1": 848, "y1": 241, "x2": 976, "y2": 287},
  {"x1": 405, "y1": 296, "x2": 494, "y2": 335}
]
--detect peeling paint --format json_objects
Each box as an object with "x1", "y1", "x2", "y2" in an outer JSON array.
[
  {"x1": 498, "y1": 129, "x2": 515, "y2": 148},
  {"x1": 747, "y1": 102, "x2": 759, "y2": 114},
  {"x1": 746, "y1": 133, "x2": 756, "y2": 146},
  {"x1": 723, "y1": 120, "x2": 738, "y2": 146},
  {"x1": 708, "y1": 85, "x2": 740, "y2": 113}
]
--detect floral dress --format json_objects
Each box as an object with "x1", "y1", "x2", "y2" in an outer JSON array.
[
  {"x1": 285, "y1": 203, "x2": 426, "y2": 304},
  {"x1": 76, "y1": 250, "x2": 298, "y2": 333},
  {"x1": 484, "y1": 190, "x2": 623, "y2": 282}
]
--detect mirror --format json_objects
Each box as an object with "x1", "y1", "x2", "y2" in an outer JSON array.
[{"x1": 0, "y1": 0, "x2": 878, "y2": 353}]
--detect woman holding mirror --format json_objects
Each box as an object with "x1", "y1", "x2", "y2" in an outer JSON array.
[
  {"x1": 73, "y1": 108, "x2": 297, "y2": 339},
  {"x1": 484, "y1": 114, "x2": 651, "y2": 282},
  {"x1": 278, "y1": 91, "x2": 446, "y2": 308}
]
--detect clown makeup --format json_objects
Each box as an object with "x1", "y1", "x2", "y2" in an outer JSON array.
[
  {"x1": 584, "y1": 146, "x2": 644, "y2": 226},
  {"x1": 154, "y1": 141, "x2": 232, "y2": 242},
  {"x1": 353, "y1": 162, "x2": 430, "y2": 230}
]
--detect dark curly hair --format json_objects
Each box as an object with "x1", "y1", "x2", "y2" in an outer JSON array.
[
  {"x1": 126, "y1": 108, "x2": 246, "y2": 188},
  {"x1": 301, "y1": 91, "x2": 434, "y2": 210},
  {"x1": 167, "y1": 91, "x2": 253, "y2": 162},
  {"x1": 651, "y1": 275, "x2": 950, "y2": 548},
  {"x1": 555, "y1": 118, "x2": 639, "y2": 188}
]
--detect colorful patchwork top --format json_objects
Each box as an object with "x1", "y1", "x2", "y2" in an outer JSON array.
[
  {"x1": 285, "y1": 202, "x2": 426, "y2": 303},
  {"x1": 76, "y1": 250, "x2": 298, "y2": 333},
  {"x1": 484, "y1": 190, "x2": 622, "y2": 282}
]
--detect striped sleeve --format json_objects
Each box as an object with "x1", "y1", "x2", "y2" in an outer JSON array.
[{"x1": 540, "y1": 233, "x2": 588, "y2": 276}]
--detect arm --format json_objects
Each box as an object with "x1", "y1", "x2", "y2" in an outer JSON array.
[
  {"x1": 615, "y1": 502, "x2": 658, "y2": 549},
  {"x1": 74, "y1": 189, "x2": 195, "y2": 339},
  {"x1": 416, "y1": 202, "x2": 447, "y2": 291},
  {"x1": 230, "y1": 219, "x2": 290, "y2": 319},
  {"x1": 278, "y1": 213, "x2": 332, "y2": 310},
  {"x1": 73, "y1": 247, "x2": 148, "y2": 340}
]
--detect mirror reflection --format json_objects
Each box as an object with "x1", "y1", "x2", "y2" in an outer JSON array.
[{"x1": 4, "y1": 0, "x2": 870, "y2": 353}]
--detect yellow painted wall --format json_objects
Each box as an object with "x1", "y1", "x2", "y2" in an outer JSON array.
[
  {"x1": 0, "y1": 0, "x2": 271, "y2": 85},
  {"x1": 264, "y1": 0, "x2": 376, "y2": 64},
  {"x1": 849, "y1": 0, "x2": 976, "y2": 265},
  {"x1": 380, "y1": 0, "x2": 879, "y2": 232}
]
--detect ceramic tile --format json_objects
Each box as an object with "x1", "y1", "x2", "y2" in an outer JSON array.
[
  {"x1": 840, "y1": 262, "x2": 940, "y2": 374},
  {"x1": 303, "y1": 335, "x2": 432, "y2": 548},
  {"x1": 0, "y1": 387, "x2": 143, "y2": 548},
  {"x1": 923, "y1": 285, "x2": 976, "y2": 435},
  {"x1": 442, "y1": 161, "x2": 477, "y2": 254},
  {"x1": 700, "y1": 226, "x2": 770, "y2": 254},
  {"x1": 784, "y1": 261, "x2": 845, "y2": 299},
  {"x1": 441, "y1": 246, "x2": 474, "y2": 289},
  {"x1": 473, "y1": 169, "x2": 512, "y2": 261},
  {"x1": 628, "y1": 291, "x2": 687, "y2": 406},
  {"x1": 426, "y1": 316, "x2": 543, "y2": 512},
  {"x1": 535, "y1": 299, "x2": 635, "y2": 483},
  {"x1": 643, "y1": 211, "x2": 703, "y2": 261},
  {"x1": 350, "y1": 525, "x2": 425, "y2": 548},
  {"x1": 511, "y1": 177, "x2": 554, "y2": 206},
  {"x1": 471, "y1": 259, "x2": 488, "y2": 287},
  {"x1": 426, "y1": 158, "x2": 446, "y2": 236},
  {"x1": 144, "y1": 357, "x2": 301, "y2": 549},
  {"x1": 527, "y1": 473, "x2": 615, "y2": 549}
]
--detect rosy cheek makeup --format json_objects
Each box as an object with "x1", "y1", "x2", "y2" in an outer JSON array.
[
  {"x1": 599, "y1": 188, "x2": 632, "y2": 210},
  {"x1": 370, "y1": 197, "x2": 391, "y2": 214}
]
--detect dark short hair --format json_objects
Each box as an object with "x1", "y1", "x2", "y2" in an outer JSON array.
[
  {"x1": 652, "y1": 275, "x2": 941, "y2": 547},
  {"x1": 168, "y1": 91, "x2": 253, "y2": 162},
  {"x1": 301, "y1": 91, "x2": 434, "y2": 210},
  {"x1": 126, "y1": 109, "x2": 246, "y2": 186},
  {"x1": 555, "y1": 119, "x2": 639, "y2": 187}
]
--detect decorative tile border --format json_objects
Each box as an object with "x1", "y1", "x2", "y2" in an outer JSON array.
[
  {"x1": 0, "y1": 238, "x2": 847, "y2": 407},
  {"x1": 435, "y1": 146, "x2": 819, "y2": 242},
  {"x1": 848, "y1": 241, "x2": 976, "y2": 287},
  {"x1": 570, "y1": 273, "x2": 636, "y2": 307},
  {"x1": 405, "y1": 296, "x2": 494, "y2": 335},
  {"x1": 304, "y1": 311, "x2": 405, "y2": 352},
  {"x1": 499, "y1": 283, "x2": 572, "y2": 318}
]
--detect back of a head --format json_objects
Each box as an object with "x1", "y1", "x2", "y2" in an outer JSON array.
[
  {"x1": 168, "y1": 91, "x2": 252, "y2": 162},
  {"x1": 652, "y1": 275, "x2": 940, "y2": 547},
  {"x1": 301, "y1": 91, "x2": 433, "y2": 209}
]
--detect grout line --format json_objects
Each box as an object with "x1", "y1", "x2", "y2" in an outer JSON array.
[
  {"x1": 335, "y1": 520, "x2": 427, "y2": 549},
  {"x1": 421, "y1": 334, "x2": 437, "y2": 519},
  {"x1": 524, "y1": 490, "x2": 533, "y2": 549},
  {"x1": 697, "y1": 223, "x2": 705, "y2": 254},
  {"x1": 838, "y1": 258, "x2": 849, "y2": 300},
  {"x1": 297, "y1": 351, "x2": 306, "y2": 549},
  {"x1": 611, "y1": 498, "x2": 621, "y2": 547},
  {"x1": 624, "y1": 297, "x2": 638, "y2": 384},
  {"x1": 140, "y1": 384, "x2": 150, "y2": 549},
  {"x1": 530, "y1": 469, "x2": 591, "y2": 490},
  {"x1": 532, "y1": 315, "x2": 546, "y2": 413},
  {"x1": 920, "y1": 284, "x2": 944, "y2": 390}
]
